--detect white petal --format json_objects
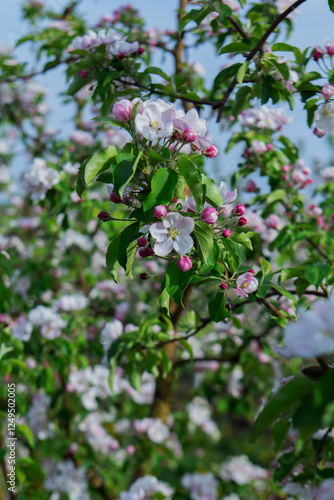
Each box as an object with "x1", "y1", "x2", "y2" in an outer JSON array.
[
  {"x1": 173, "y1": 234, "x2": 193, "y2": 255},
  {"x1": 175, "y1": 216, "x2": 195, "y2": 235},
  {"x1": 163, "y1": 212, "x2": 182, "y2": 229},
  {"x1": 149, "y1": 222, "x2": 168, "y2": 242},
  {"x1": 154, "y1": 237, "x2": 174, "y2": 256}
]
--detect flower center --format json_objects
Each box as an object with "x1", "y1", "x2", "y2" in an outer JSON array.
[
  {"x1": 168, "y1": 227, "x2": 180, "y2": 240},
  {"x1": 151, "y1": 119, "x2": 160, "y2": 130},
  {"x1": 241, "y1": 282, "x2": 249, "y2": 289}
]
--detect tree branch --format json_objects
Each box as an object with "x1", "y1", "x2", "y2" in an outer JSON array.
[
  {"x1": 228, "y1": 16, "x2": 250, "y2": 40},
  {"x1": 216, "y1": 0, "x2": 309, "y2": 121}
]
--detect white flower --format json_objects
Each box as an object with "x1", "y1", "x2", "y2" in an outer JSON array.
[
  {"x1": 236, "y1": 272, "x2": 258, "y2": 298},
  {"x1": 219, "y1": 455, "x2": 269, "y2": 485},
  {"x1": 11, "y1": 316, "x2": 33, "y2": 341},
  {"x1": 135, "y1": 100, "x2": 175, "y2": 140},
  {"x1": 251, "y1": 139, "x2": 267, "y2": 154},
  {"x1": 315, "y1": 102, "x2": 334, "y2": 131},
  {"x1": 101, "y1": 319, "x2": 123, "y2": 353},
  {"x1": 109, "y1": 40, "x2": 139, "y2": 56},
  {"x1": 173, "y1": 108, "x2": 211, "y2": 150},
  {"x1": 149, "y1": 212, "x2": 194, "y2": 256},
  {"x1": 117, "y1": 476, "x2": 174, "y2": 500},
  {"x1": 321, "y1": 166, "x2": 334, "y2": 180},
  {"x1": 276, "y1": 295, "x2": 334, "y2": 359},
  {"x1": 182, "y1": 472, "x2": 218, "y2": 500},
  {"x1": 54, "y1": 293, "x2": 89, "y2": 311}
]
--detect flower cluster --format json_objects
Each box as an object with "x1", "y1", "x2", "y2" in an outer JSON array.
[
  {"x1": 238, "y1": 105, "x2": 291, "y2": 131},
  {"x1": 69, "y1": 28, "x2": 139, "y2": 57},
  {"x1": 117, "y1": 476, "x2": 174, "y2": 500},
  {"x1": 23, "y1": 158, "x2": 60, "y2": 201}
]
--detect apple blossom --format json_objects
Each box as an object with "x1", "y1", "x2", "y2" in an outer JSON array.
[
  {"x1": 222, "y1": 229, "x2": 231, "y2": 238},
  {"x1": 238, "y1": 217, "x2": 247, "y2": 226},
  {"x1": 235, "y1": 204, "x2": 246, "y2": 216},
  {"x1": 149, "y1": 212, "x2": 194, "y2": 257},
  {"x1": 236, "y1": 272, "x2": 258, "y2": 297},
  {"x1": 135, "y1": 100, "x2": 175, "y2": 140}
]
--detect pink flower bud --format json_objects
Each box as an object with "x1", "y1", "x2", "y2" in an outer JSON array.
[
  {"x1": 137, "y1": 237, "x2": 147, "y2": 247},
  {"x1": 153, "y1": 205, "x2": 167, "y2": 218},
  {"x1": 140, "y1": 273, "x2": 148, "y2": 280},
  {"x1": 219, "y1": 283, "x2": 227, "y2": 290},
  {"x1": 78, "y1": 69, "x2": 89, "y2": 79},
  {"x1": 137, "y1": 47, "x2": 145, "y2": 55},
  {"x1": 183, "y1": 128, "x2": 197, "y2": 143},
  {"x1": 110, "y1": 192, "x2": 122, "y2": 203},
  {"x1": 112, "y1": 99, "x2": 133, "y2": 121},
  {"x1": 238, "y1": 217, "x2": 247, "y2": 226},
  {"x1": 235, "y1": 204, "x2": 246, "y2": 216},
  {"x1": 266, "y1": 214, "x2": 279, "y2": 229},
  {"x1": 313, "y1": 46, "x2": 325, "y2": 61},
  {"x1": 248, "y1": 269, "x2": 254, "y2": 274},
  {"x1": 98, "y1": 211, "x2": 112, "y2": 221},
  {"x1": 201, "y1": 207, "x2": 218, "y2": 224},
  {"x1": 267, "y1": 144, "x2": 273, "y2": 151},
  {"x1": 313, "y1": 127, "x2": 326, "y2": 138},
  {"x1": 282, "y1": 174, "x2": 288, "y2": 180},
  {"x1": 127, "y1": 445, "x2": 135, "y2": 455},
  {"x1": 204, "y1": 144, "x2": 219, "y2": 158},
  {"x1": 282, "y1": 164, "x2": 291, "y2": 172},
  {"x1": 225, "y1": 302, "x2": 231, "y2": 310},
  {"x1": 321, "y1": 84, "x2": 334, "y2": 98},
  {"x1": 222, "y1": 229, "x2": 231, "y2": 238},
  {"x1": 331, "y1": 213, "x2": 334, "y2": 222},
  {"x1": 244, "y1": 180, "x2": 257, "y2": 192},
  {"x1": 178, "y1": 256, "x2": 193, "y2": 272},
  {"x1": 326, "y1": 42, "x2": 334, "y2": 56}
]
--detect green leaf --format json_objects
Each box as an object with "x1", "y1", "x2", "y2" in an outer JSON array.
[
  {"x1": 143, "y1": 169, "x2": 178, "y2": 212},
  {"x1": 166, "y1": 261, "x2": 194, "y2": 306},
  {"x1": 160, "y1": 279, "x2": 170, "y2": 317},
  {"x1": 271, "y1": 284, "x2": 297, "y2": 305},
  {"x1": 305, "y1": 262, "x2": 330, "y2": 287},
  {"x1": 236, "y1": 61, "x2": 249, "y2": 84},
  {"x1": 144, "y1": 66, "x2": 170, "y2": 80},
  {"x1": 125, "y1": 240, "x2": 138, "y2": 279},
  {"x1": 280, "y1": 266, "x2": 305, "y2": 282},
  {"x1": 201, "y1": 174, "x2": 224, "y2": 208},
  {"x1": 194, "y1": 221, "x2": 214, "y2": 264},
  {"x1": 272, "y1": 418, "x2": 291, "y2": 453},
  {"x1": 229, "y1": 231, "x2": 254, "y2": 250},
  {"x1": 260, "y1": 258, "x2": 271, "y2": 278},
  {"x1": 251, "y1": 377, "x2": 313, "y2": 441},
  {"x1": 267, "y1": 189, "x2": 286, "y2": 205},
  {"x1": 67, "y1": 76, "x2": 89, "y2": 96},
  {"x1": 113, "y1": 151, "x2": 143, "y2": 197},
  {"x1": 178, "y1": 157, "x2": 204, "y2": 211},
  {"x1": 117, "y1": 222, "x2": 140, "y2": 270},
  {"x1": 76, "y1": 156, "x2": 92, "y2": 198},
  {"x1": 84, "y1": 146, "x2": 118, "y2": 186},
  {"x1": 106, "y1": 234, "x2": 121, "y2": 281},
  {"x1": 329, "y1": 0, "x2": 334, "y2": 13},
  {"x1": 219, "y1": 42, "x2": 252, "y2": 55},
  {"x1": 208, "y1": 291, "x2": 228, "y2": 322},
  {"x1": 16, "y1": 424, "x2": 35, "y2": 448}
]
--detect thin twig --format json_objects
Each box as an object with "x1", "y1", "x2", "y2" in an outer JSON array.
[{"x1": 228, "y1": 16, "x2": 250, "y2": 40}]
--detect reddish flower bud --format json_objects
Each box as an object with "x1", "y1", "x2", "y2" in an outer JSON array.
[
  {"x1": 204, "y1": 144, "x2": 219, "y2": 158},
  {"x1": 238, "y1": 217, "x2": 247, "y2": 226},
  {"x1": 312, "y1": 46, "x2": 325, "y2": 61},
  {"x1": 78, "y1": 69, "x2": 89, "y2": 79},
  {"x1": 225, "y1": 302, "x2": 231, "y2": 310},
  {"x1": 137, "y1": 47, "x2": 145, "y2": 55},
  {"x1": 140, "y1": 273, "x2": 148, "y2": 280},
  {"x1": 178, "y1": 256, "x2": 193, "y2": 272},
  {"x1": 235, "y1": 204, "x2": 246, "y2": 216},
  {"x1": 321, "y1": 84, "x2": 334, "y2": 98},
  {"x1": 153, "y1": 205, "x2": 167, "y2": 219},
  {"x1": 183, "y1": 128, "x2": 197, "y2": 143},
  {"x1": 172, "y1": 198, "x2": 178, "y2": 203},
  {"x1": 313, "y1": 127, "x2": 326, "y2": 138},
  {"x1": 201, "y1": 207, "x2": 218, "y2": 224},
  {"x1": 145, "y1": 247, "x2": 154, "y2": 257},
  {"x1": 248, "y1": 269, "x2": 254, "y2": 274},
  {"x1": 326, "y1": 42, "x2": 334, "y2": 56},
  {"x1": 98, "y1": 211, "x2": 112, "y2": 221},
  {"x1": 267, "y1": 144, "x2": 273, "y2": 151},
  {"x1": 137, "y1": 237, "x2": 147, "y2": 247},
  {"x1": 222, "y1": 229, "x2": 231, "y2": 238},
  {"x1": 219, "y1": 283, "x2": 227, "y2": 290},
  {"x1": 110, "y1": 192, "x2": 122, "y2": 204}
]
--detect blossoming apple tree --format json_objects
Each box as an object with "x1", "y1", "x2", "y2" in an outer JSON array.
[{"x1": 1, "y1": 0, "x2": 334, "y2": 499}]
